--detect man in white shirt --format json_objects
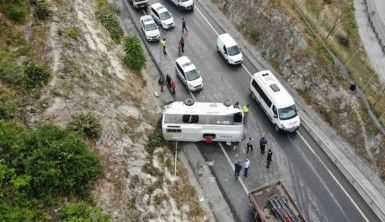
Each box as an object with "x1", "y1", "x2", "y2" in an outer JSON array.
[{"x1": 243, "y1": 158, "x2": 250, "y2": 177}]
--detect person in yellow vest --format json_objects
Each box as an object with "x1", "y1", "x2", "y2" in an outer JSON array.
[
  {"x1": 161, "y1": 38, "x2": 167, "y2": 55},
  {"x1": 242, "y1": 104, "x2": 250, "y2": 123}
]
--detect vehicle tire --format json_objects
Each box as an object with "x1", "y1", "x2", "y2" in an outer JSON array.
[
  {"x1": 250, "y1": 91, "x2": 255, "y2": 100},
  {"x1": 184, "y1": 98, "x2": 194, "y2": 106},
  {"x1": 223, "y1": 99, "x2": 232, "y2": 107},
  {"x1": 216, "y1": 45, "x2": 219, "y2": 53},
  {"x1": 274, "y1": 124, "x2": 280, "y2": 133}
]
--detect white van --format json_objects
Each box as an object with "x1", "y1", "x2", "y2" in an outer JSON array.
[
  {"x1": 150, "y1": 3, "x2": 174, "y2": 29},
  {"x1": 249, "y1": 70, "x2": 300, "y2": 132},
  {"x1": 216, "y1": 33, "x2": 243, "y2": 65},
  {"x1": 129, "y1": 0, "x2": 148, "y2": 9},
  {"x1": 175, "y1": 56, "x2": 203, "y2": 91},
  {"x1": 167, "y1": 0, "x2": 194, "y2": 11}
]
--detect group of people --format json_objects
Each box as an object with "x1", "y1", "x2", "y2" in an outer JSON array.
[
  {"x1": 160, "y1": 18, "x2": 188, "y2": 56},
  {"x1": 234, "y1": 136, "x2": 273, "y2": 178},
  {"x1": 158, "y1": 74, "x2": 176, "y2": 94},
  {"x1": 158, "y1": 18, "x2": 189, "y2": 95}
]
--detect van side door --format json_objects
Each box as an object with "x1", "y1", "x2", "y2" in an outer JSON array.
[
  {"x1": 176, "y1": 62, "x2": 186, "y2": 84},
  {"x1": 151, "y1": 8, "x2": 159, "y2": 23}
]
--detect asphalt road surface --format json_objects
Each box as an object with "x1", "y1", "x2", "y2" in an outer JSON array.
[{"x1": 121, "y1": 0, "x2": 380, "y2": 221}]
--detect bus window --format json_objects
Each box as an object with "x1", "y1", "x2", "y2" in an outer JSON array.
[
  {"x1": 233, "y1": 112, "x2": 242, "y2": 123},
  {"x1": 182, "y1": 115, "x2": 199, "y2": 123}
]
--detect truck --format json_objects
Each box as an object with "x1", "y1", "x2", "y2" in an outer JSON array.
[{"x1": 248, "y1": 181, "x2": 306, "y2": 222}]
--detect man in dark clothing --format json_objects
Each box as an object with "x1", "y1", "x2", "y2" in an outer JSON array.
[
  {"x1": 158, "y1": 76, "x2": 165, "y2": 92},
  {"x1": 182, "y1": 18, "x2": 187, "y2": 34},
  {"x1": 180, "y1": 37, "x2": 184, "y2": 54},
  {"x1": 234, "y1": 160, "x2": 242, "y2": 177},
  {"x1": 246, "y1": 137, "x2": 253, "y2": 153},
  {"x1": 166, "y1": 75, "x2": 171, "y2": 88},
  {"x1": 266, "y1": 149, "x2": 273, "y2": 168},
  {"x1": 260, "y1": 136, "x2": 267, "y2": 154}
]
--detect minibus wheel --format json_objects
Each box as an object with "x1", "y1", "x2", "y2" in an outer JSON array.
[{"x1": 274, "y1": 124, "x2": 280, "y2": 133}]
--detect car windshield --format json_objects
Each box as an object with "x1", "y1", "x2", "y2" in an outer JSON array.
[
  {"x1": 159, "y1": 12, "x2": 171, "y2": 20},
  {"x1": 278, "y1": 105, "x2": 298, "y2": 120},
  {"x1": 185, "y1": 69, "x2": 200, "y2": 81},
  {"x1": 145, "y1": 23, "x2": 157, "y2": 31},
  {"x1": 181, "y1": 0, "x2": 189, "y2": 2},
  {"x1": 227, "y1": 45, "x2": 240, "y2": 56}
]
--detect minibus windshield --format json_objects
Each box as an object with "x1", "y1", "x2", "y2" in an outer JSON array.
[{"x1": 278, "y1": 105, "x2": 297, "y2": 120}]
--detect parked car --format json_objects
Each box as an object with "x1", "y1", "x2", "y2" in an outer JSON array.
[
  {"x1": 216, "y1": 33, "x2": 243, "y2": 65},
  {"x1": 140, "y1": 15, "x2": 160, "y2": 41},
  {"x1": 175, "y1": 56, "x2": 203, "y2": 91},
  {"x1": 150, "y1": 3, "x2": 174, "y2": 29},
  {"x1": 129, "y1": 0, "x2": 148, "y2": 9},
  {"x1": 166, "y1": 0, "x2": 194, "y2": 11}
]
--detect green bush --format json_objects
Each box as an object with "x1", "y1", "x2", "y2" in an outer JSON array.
[
  {"x1": 0, "y1": 104, "x2": 16, "y2": 119},
  {"x1": 0, "y1": 121, "x2": 103, "y2": 200},
  {"x1": 34, "y1": 0, "x2": 51, "y2": 20},
  {"x1": 0, "y1": 60, "x2": 25, "y2": 87},
  {"x1": 145, "y1": 120, "x2": 164, "y2": 154},
  {"x1": 0, "y1": 0, "x2": 29, "y2": 23},
  {"x1": 68, "y1": 27, "x2": 80, "y2": 40},
  {"x1": 24, "y1": 63, "x2": 51, "y2": 88},
  {"x1": 123, "y1": 36, "x2": 146, "y2": 70},
  {"x1": 96, "y1": 0, "x2": 123, "y2": 43},
  {"x1": 67, "y1": 113, "x2": 102, "y2": 140},
  {"x1": 25, "y1": 124, "x2": 103, "y2": 197},
  {"x1": 61, "y1": 202, "x2": 111, "y2": 222}
]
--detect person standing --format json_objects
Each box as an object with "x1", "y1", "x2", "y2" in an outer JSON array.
[
  {"x1": 182, "y1": 18, "x2": 188, "y2": 34},
  {"x1": 180, "y1": 36, "x2": 185, "y2": 54},
  {"x1": 246, "y1": 137, "x2": 253, "y2": 153},
  {"x1": 266, "y1": 149, "x2": 273, "y2": 168},
  {"x1": 234, "y1": 101, "x2": 240, "y2": 109},
  {"x1": 158, "y1": 76, "x2": 165, "y2": 92},
  {"x1": 234, "y1": 160, "x2": 242, "y2": 177},
  {"x1": 242, "y1": 104, "x2": 250, "y2": 123},
  {"x1": 243, "y1": 159, "x2": 250, "y2": 177},
  {"x1": 170, "y1": 79, "x2": 176, "y2": 95},
  {"x1": 166, "y1": 74, "x2": 171, "y2": 88},
  {"x1": 260, "y1": 136, "x2": 267, "y2": 154},
  {"x1": 161, "y1": 38, "x2": 167, "y2": 55}
]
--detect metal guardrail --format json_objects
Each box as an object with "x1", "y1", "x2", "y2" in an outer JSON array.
[{"x1": 300, "y1": 115, "x2": 385, "y2": 221}]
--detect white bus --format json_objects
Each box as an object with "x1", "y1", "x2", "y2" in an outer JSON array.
[
  {"x1": 162, "y1": 100, "x2": 244, "y2": 142},
  {"x1": 249, "y1": 70, "x2": 300, "y2": 132}
]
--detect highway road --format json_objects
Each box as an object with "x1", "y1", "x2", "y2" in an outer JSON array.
[{"x1": 121, "y1": 0, "x2": 380, "y2": 221}]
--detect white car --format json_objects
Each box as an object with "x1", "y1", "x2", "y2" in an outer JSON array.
[
  {"x1": 129, "y1": 0, "x2": 148, "y2": 9},
  {"x1": 150, "y1": 3, "x2": 174, "y2": 29},
  {"x1": 167, "y1": 0, "x2": 194, "y2": 11},
  {"x1": 216, "y1": 33, "x2": 243, "y2": 65},
  {"x1": 175, "y1": 56, "x2": 203, "y2": 91},
  {"x1": 140, "y1": 15, "x2": 160, "y2": 41}
]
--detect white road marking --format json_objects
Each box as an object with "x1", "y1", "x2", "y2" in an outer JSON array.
[
  {"x1": 218, "y1": 142, "x2": 249, "y2": 194},
  {"x1": 296, "y1": 131, "x2": 369, "y2": 222},
  {"x1": 195, "y1": 7, "x2": 219, "y2": 36}
]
